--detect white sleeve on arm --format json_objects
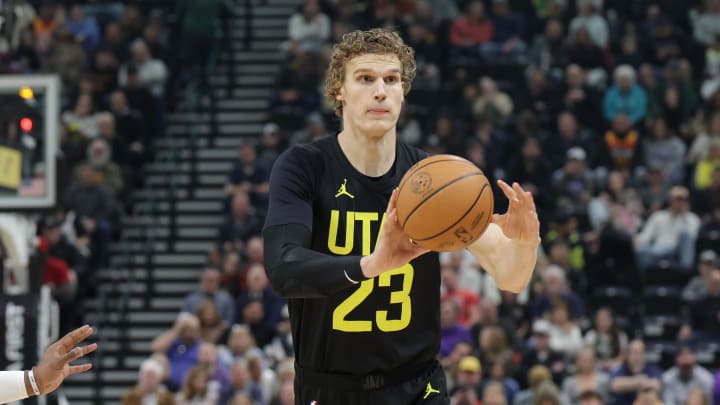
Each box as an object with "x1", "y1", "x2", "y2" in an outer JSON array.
[
  {"x1": 466, "y1": 223, "x2": 540, "y2": 293},
  {"x1": 0, "y1": 371, "x2": 28, "y2": 404}
]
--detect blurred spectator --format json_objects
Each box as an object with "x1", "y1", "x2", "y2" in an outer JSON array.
[
  {"x1": 224, "y1": 143, "x2": 270, "y2": 210},
  {"x1": 151, "y1": 313, "x2": 202, "y2": 391},
  {"x1": 218, "y1": 191, "x2": 264, "y2": 254},
  {"x1": 693, "y1": 167, "x2": 720, "y2": 222},
  {"x1": 182, "y1": 268, "x2": 235, "y2": 326},
  {"x1": 529, "y1": 18, "x2": 568, "y2": 78},
  {"x1": 441, "y1": 259, "x2": 481, "y2": 326},
  {"x1": 121, "y1": 358, "x2": 174, "y2": 405},
  {"x1": 551, "y1": 147, "x2": 595, "y2": 216},
  {"x1": 690, "y1": 0, "x2": 720, "y2": 46},
  {"x1": 530, "y1": 265, "x2": 585, "y2": 320},
  {"x1": 472, "y1": 77, "x2": 514, "y2": 126},
  {"x1": 687, "y1": 111, "x2": 720, "y2": 165},
  {"x1": 514, "y1": 365, "x2": 555, "y2": 405},
  {"x1": 603, "y1": 65, "x2": 647, "y2": 126},
  {"x1": 481, "y1": 0, "x2": 527, "y2": 64},
  {"x1": 246, "y1": 354, "x2": 276, "y2": 403},
  {"x1": 218, "y1": 325, "x2": 265, "y2": 371},
  {"x1": 661, "y1": 345, "x2": 714, "y2": 405},
  {"x1": 519, "y1": 320, "x2": 566, "y2": 388},
  {"x1": 569, "y1": 0, "x2": 609, "y2": 48},
  {"x1": 485, "y1": 355, "x2": 520, "y2": 403},
  {"x1": 583, "y1": 307, "x2": 629, "y2": 371},
  {"x1": 634, "y1": 186, "x2": 700, "y2": 272},
  {"x1": 476, "y1": 325, "x2": 513, "y2": 372},
  {"x1": 470, "y1": 298, "x2": 518, "y2": 352},
  {"x1": 198, "y1": 342, "x2": 231, "y2": 393},
  {"x1": 175, "y1": 365, "x2": 220, "y2": 405},
  {"x1": 451, "y1": 355, "x2": 483, "y2": 398},
  {"x1": 693, "y1": 140, "x2": 720, "y2": 190},
  {"x1": 76, "y1": 138, "x2": 124, "y2": 197},
  {"x1": 683, "y1": 250, "x2": 720, "y2": 301},
  {"x1": 235, "y1": 264, "x2": 284, "y2": 348},
  {"x1": 560, "y1": 65, "x2": 603, "y2": 130},
  {"x1": 685, "y1": 269, "x2": 720, "y2": 340},
  {"x1": 547, "y1": 303, "x2": 583, "y2": 359},
  {"x1": 46, "y1": 26, "x2": 87, "y2": 96},
  {"x1": 578, "y1": 390, "x2": 604, "y2": 405},
  {"x1": 62, "y1": 163, "x2": 113, "y2": 268},
  {"x1": 600, "y1": 113, "x2": 640, "y2": 174},
  {"x1": 258, "y1": 123, "x2": 284, "y2": 167},
  {"x1": 65, "y1": 4, "x2": 100, "y2": 54},
  {"x1": 449, "y1": 1, "x2": 494, "y2": 65},
  {"x1": 31, "y1": 2, "x2": 58, "y2": 51},
  {"x1": 285, "y1": 0, "x2": 330, "y2": 54},
  {"x1": 196, "y1": 299, "x2": 230, "y2": 345},
  {"x1": 264, "y1": 305, "x2": 294, "y2": 368},
  {"x1": 118, "y1": 39, "x2": 168, "y2": 98},
  {"x1": 481, "y1": 381, "x2": 508, "y2": 405},
  {"x1": 641, "y1": 118, "x2": 686, "y2": 184},
  {"x1": 567, "y1": 27, "x2": 607, "y2": 86},
  {"x1": 561, "y1": 347, "x2": 611, "y2": 403},
  {"x1": 290, "y1": 112, "x2": 331, "y2": 145},
  {"x1": 441, "y1": 299, "x2": 473, "y2": 360},
  {"x1": 587, "y1": 170, "x2": 644, "y2": 235},
  {"x1": 609, "y1": 339, "x2": 662, "y2": 405},
  {"x1": 175, "y1": 0, "x2": 226, "y2": 90},
  {"x1": 62, "y1": 93, "x2": 99, "y2": 139},
  {"x1": 218, "y1": 358, "x2": 263, "y2": 405},
  {"x1": 637, "y1": 165, "x2": 671, "y2": 215}
]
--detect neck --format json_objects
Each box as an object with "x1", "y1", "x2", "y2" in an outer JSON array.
[{"x1": 338, "y1": 127, "x2": 396, "y2": 177}]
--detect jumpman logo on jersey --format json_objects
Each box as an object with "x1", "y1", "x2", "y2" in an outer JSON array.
[
  {"x1": 424, "y1": 382, "x2": 440, "y2": 399},
  {"x1": 334, "y1": 178, "x2": 355, "y2": 199}
]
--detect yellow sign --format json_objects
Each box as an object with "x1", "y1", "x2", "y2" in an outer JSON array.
[{"x1": 0, "y1": 146, "x2": 22, "y2": 189}]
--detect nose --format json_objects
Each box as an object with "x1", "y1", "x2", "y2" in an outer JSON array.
[{"x1": 373, "y1": 80, "x2": 387, "y2": 101}]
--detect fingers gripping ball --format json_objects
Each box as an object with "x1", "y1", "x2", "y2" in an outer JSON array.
[{"x1": 396, "y1": 155, "x2": 494, "y2": 252}]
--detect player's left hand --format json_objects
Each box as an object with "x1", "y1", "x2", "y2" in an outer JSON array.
[
  {"x1": 34, "y1": 325, "x2": 97, "y2": 395},
  {"x1": 492, "y1": 180, "x2": 540, "y2": 244}
]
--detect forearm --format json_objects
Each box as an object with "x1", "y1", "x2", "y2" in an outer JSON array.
[
  {"x1": 611, "y1": 376, "x2": 641, "y2": 393},
  {"x1": 264, "y1": 224, "x2": 367, "y2": 298},
  {"x1": 150, "y1": 329, "x2": 178, "y2": 353},
  {"x1": 466, "y1": 223, "x2": 539, "y2": 293},
  {"x1": 0, "y1": 371, "x2": 31, "y2": 403}
]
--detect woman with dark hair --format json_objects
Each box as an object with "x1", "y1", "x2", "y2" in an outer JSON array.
[{"x1": 583, "y1": 307, "x2": 628, "y2": 371}]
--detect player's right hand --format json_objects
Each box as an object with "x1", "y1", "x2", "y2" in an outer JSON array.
[{"x1": 361, "y1": 188, "x2": 429, "y2": 278}]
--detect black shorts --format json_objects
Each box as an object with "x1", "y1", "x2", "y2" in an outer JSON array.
[{"x1": 294, "y1": 360, "x2": 449, "y2": 405}]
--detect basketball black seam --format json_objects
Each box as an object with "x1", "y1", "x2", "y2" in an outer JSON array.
[
  {"x1": 413, "y1": 183, "x2": 490, "y2": 242},
  {"x1": 401, "y1": 172, "x2": 485, "y2": 229},
  {"x1": 397, "y1": 158, "x2": 475, "y2": 197}
]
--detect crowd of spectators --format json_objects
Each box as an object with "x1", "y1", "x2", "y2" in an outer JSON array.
[
  {"x1": 140, "y1": 1, "x2": 720, "y2": 404},
  {"x1": 0, "y1": 0, "x2": 224, "y2": 344},
  {"x1": 10, "y1": 0, "x2": 715, "y2": 404}
]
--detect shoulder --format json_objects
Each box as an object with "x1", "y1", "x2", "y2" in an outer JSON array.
[{"x1": 274, "y1": 142, "x2": 325, "y2": 174}]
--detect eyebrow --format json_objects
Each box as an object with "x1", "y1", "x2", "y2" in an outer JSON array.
[{"x1": 352, "y1": 68, "x2": 402, "y2": 75}]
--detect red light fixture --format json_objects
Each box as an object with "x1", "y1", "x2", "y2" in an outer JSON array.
[{"x1": 20, "y1": 117, "x2": 33, "y2": 132}]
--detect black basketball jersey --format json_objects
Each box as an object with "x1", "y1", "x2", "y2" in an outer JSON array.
[{"x1": 265, "y1": 134, "x2": 441, "y2": 375}]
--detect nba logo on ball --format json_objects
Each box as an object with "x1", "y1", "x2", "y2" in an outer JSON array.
[
  {"x1": 396, "y1": 154, "x2": 494, "y2": 252},
  {"x1": 411, "y1": 172, "x2": 432, "y2": 194}
]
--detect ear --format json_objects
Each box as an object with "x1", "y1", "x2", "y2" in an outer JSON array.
[{"x1": 335, "y1": 86, "x2": 344, "y2": 101}]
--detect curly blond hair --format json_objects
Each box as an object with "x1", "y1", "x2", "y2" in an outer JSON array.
[{"x1": 324, "y1": 28, "x2": 416, "y2": 117}]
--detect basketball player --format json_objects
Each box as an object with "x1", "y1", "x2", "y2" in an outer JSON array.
[
  {"x1": 0, "y1": 325, "x2": 96, "y2": 403},
  {"x1": 263, "y1": 29, "x2": 540, "y2": 404}
]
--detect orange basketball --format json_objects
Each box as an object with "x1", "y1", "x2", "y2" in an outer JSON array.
[{"x1": 396, "y1": 154, "x2": 494, "y2": 252}]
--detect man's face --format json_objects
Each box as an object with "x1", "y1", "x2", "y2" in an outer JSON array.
[{"x1": 337, "y1": 53, "x2": 404, "y2": 139}]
